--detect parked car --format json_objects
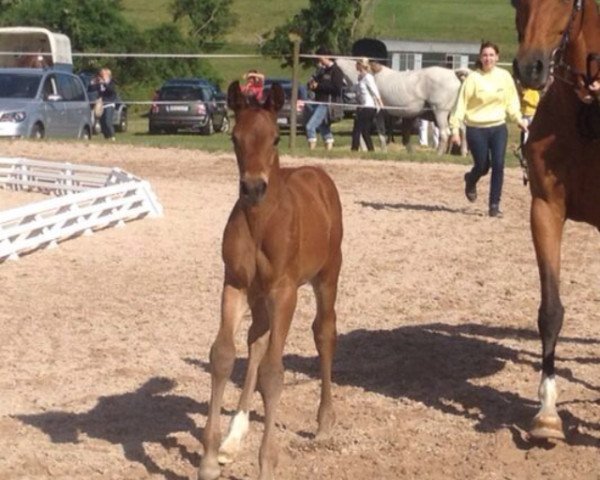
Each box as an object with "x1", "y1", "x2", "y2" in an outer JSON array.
[
  {"x1": 148, "y1": 78, "x2": 229, "y2": 135},
  {"x1": 78, "y1": 70, "x2": 128, "y2": 134},
  {"x1": 0, "y1": 68, "x2": 92, "y2": 139},
  {"x1": 262, "y1": 78, "x2": 308, "y2": 130}
]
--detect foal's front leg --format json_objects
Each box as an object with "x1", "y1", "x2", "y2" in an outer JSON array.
[
  {"x1": 530, "y1": 196, "x2": 566, "y2": 440},
  {"x1": 218, "y1": 297, "x2": 270, "y2": 464},
  {"x1": 199, "y1": 284, "x2": 247, "y2": 480},
  {"x1": 257, "y1": 286, "x2": 297, "y2": 480}
]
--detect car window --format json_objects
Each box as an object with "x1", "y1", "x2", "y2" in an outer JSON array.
[
  {"x1": 0, "y1": 73, "x2": 42, "y2": 99},
  {"x1": 42, "y1": 75, "x2": 58, "y2": 99},
  {"x1": 160, "y1": 86, "x2": 203, "y2": 101},
  {"x1": 68, "y1": 76, "x2": 86, "y2": 101},
  {"x1": 56, "y1": 73, "x2": 77, "y2": 101},
  {"x1": 201, "y1": 88, "x2": 213, "y2": 102}
]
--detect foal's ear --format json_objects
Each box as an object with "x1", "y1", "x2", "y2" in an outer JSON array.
[
  {"x1": 227, "y1": 81, "x2": 248, "y2": 113},
  {"x1": 263, "y1": 82, "x2": 285, "y2": 113}
]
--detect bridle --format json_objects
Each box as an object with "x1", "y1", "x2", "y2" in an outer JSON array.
[{"x1": 550, "y1": 0, "x2": 600, "y2": 93}]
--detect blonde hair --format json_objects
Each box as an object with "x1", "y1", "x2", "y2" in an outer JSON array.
[{"x1": 356, "y1": 57, "x2": 371, "y2": 72}]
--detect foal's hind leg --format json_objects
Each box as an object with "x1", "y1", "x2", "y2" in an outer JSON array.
[
  {"x1": 530, "y1": 197, "x2": 566, "y2": 440},
  {"x1": 199, "y1": 285, "x2": 247, "y2": 480},
  {"x1": 218, "y1": 297, "x2": 270, "y2": 464},
  {"x1": 312, "y1": 251, "x2": 342, "y2": 438}
]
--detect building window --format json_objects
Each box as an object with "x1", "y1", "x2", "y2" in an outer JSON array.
[
  {"x1": 446, "y1": 54, "x2": 470, "y2": 69},
  {"x1": 391, "y1": 52, "x2": 423, "y2": 71}
]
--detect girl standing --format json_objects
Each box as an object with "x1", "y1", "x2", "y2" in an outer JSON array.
[
  {"x1": 351, "y1": 57, "x2": 383, "y2": 152},
  {"x1": 450, "y1": 41, "x2": 528, "y2": 217}
]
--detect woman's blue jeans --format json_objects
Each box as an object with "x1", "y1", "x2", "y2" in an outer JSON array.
[
  {"x1": 465, "y1": 124, "x2": 508, "y2": 206},
  {"x1": 304, "y1": 104, "x2": 333, "y2": 143}
]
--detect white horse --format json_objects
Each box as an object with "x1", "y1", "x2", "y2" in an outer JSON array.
[{"x1": 337, "y1": 58, "x2": 464, "y2": 155}]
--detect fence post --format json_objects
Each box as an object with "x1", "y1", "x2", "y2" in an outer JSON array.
[{"x1": 288, "y1": 33, "x2": 302, "y2": 151}]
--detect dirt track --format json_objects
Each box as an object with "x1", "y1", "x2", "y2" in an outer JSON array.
[{"x1": 1, "y1": 141, "x2": 599, "y2": 480}]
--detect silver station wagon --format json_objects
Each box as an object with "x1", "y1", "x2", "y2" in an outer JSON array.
[{"x1": 0, "y1": 68, "x2": 92, "y2": 139}]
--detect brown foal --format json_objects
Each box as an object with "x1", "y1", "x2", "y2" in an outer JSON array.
[
  {"x1": 513, "y1": 0, "x2": 600, "y2": 440},
  {"x1": 198, "y1": 82, "x2": 343, "y2": 480}
]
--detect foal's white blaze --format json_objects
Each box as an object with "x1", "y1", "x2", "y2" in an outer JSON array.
[
  {"x1": 218, "y1": 410, "x2": 250, "y2": 464},
  {"x1": 538, "y1": 374, "x2": 558, "y2": 415}
]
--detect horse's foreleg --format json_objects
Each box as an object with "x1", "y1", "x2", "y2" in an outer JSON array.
[
  {"x1": 257, "y1": 286, "x2": 297, "y2": 480},
  {"x1": 401, "y1": 118, "x2": 413, "y2": 153},
  {"x1": 530, "y1": 196, "x2": 566, "y2": 440},
  {"x1": 374, "y1": 111, "x2": 388, "y2": 152},
  {"x1": 218, "y1": 297, "x2": 270, "y2": 465},
  {"x1": 199, "y1": 284, "x2": 248, "y2": 480},
  {"x1": 312, "y1": 251, "x2": 342, "y2": 438}
]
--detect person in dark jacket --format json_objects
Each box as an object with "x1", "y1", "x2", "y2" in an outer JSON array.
[
  {"x1": 305, "y1": 47, "x2": 344, "y2": 150},
  {"x1": 90, "y1": 68, "x2": 118, "y2": 141}
]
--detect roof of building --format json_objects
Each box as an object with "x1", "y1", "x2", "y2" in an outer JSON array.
[{"x1": 381, "y1": 38, "x2": 480, "y2": 55}]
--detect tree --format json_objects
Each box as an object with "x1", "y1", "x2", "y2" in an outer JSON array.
[
  {"x1": 0, "y1": 0, "x2": 221, "y2": 91},
  {"x1": 261, "y1": 0, "x2": 363, "y2": 67},
  {"x1": 171, "y1": 0, "x2": 238, "y2": 50}
]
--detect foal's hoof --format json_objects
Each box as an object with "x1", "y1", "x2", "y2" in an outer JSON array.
[
  {"x1": 198, "y1": 459, "x2": 221, "y2": 480},
  {"x1": 217, "y1": 446, "x2": 236, "y2": 465},
  {"x1": 530, "y1": 413, "x2": 565, "y2": 440},
  {"x1": 315, "y1": 410, "x2": 336, "y2": 440}
]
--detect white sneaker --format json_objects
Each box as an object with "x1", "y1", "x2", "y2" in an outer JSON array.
[
  {"x1": 308, "y1": 139, "x2": 317, "y2": 150},
  {"x1": 325, "y1": 139, "x2": 334, "y2": 151}
]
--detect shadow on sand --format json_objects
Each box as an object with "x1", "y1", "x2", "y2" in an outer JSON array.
[
  {"x1": 191, "y1": 322, "x2": 600, "y2": 449},
  {"x1": 15, "y1": 377, "x2": 205, "y2": 480},
  {"x1": 15, "y1": 324, "x2": 600, "y2": 477}
]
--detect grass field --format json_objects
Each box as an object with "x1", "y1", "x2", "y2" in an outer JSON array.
[{"x1": 120, "y1": 0, "x2": 520, "y2": 86}]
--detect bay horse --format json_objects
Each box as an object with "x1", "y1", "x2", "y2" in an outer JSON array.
[
  {"x1": 198, "y1": 82, "x2": 343, "y2": 479},
  {"x1": 512, "y1": 0, "x2": 600, "y2": 440}
]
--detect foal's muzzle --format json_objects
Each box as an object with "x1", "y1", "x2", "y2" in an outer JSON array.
[{"x1": 240, "y1": 177, "x2": 268, "y2": 204}]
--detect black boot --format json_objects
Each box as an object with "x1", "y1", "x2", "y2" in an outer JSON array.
[{"x1": 464, "y1": 172, "x2": 477, "y2": 202}]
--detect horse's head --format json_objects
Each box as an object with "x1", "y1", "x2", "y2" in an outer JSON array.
[
  {"x1": 512, "y1": 0, "x2": 583, "y2": 89},
  {"x1": 227, "y1": 81, "x2": 285, "y2": 206}
]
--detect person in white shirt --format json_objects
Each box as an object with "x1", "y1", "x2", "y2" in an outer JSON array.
[{"x1": 351, "y1": 57, "x2": 383, "y2": 151}]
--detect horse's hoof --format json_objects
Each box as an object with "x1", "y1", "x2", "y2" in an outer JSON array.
[
  {"x1": 530, "y1": 413, "x2": 565, "y2": 440},
  {"x1": 198, "y1": 459, "x2": 221, "y2": 480}
]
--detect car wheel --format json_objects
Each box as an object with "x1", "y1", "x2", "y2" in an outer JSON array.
[
  {"x1": 200, "y1": 117, "x2": 214, "y2": 135},
  {"x1": 218, "y1": 116, "x2": 230, "y2": 134},
  {"x1": 116, "y1": 110, "x2": 128, "y2": 133},
  {"x1": 30, "y1": 123, "x2": 44, "y2": 140}
]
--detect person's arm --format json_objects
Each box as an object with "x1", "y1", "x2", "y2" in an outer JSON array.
[
  {"x1": 449, "y1": 76, "x2": 472, "y2": 142},
  {"x1": 505, "y1": 73, "x2": 528, "y2": 131},
  {"x1": 366, "y1": 74, "x2": 383, "y2": 108}
]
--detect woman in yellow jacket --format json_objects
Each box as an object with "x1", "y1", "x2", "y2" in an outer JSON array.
[{"x1": 450, "y1": 41, "x2": 528, "y2": 217}]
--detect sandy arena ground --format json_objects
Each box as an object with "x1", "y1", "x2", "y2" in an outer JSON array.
[{"x1": 0, "y1": 140, "x2": 599, "y2": 480}]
